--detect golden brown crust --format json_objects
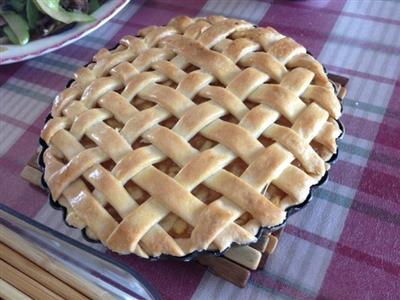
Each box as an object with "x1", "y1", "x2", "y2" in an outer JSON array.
[{"x1": 40, "y1": 15, "x2": 342, "y2": 258}]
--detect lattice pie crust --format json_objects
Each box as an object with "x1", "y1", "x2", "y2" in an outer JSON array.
[{"x1": 40, "y1": 16, "x2": 342, "y2": 258}]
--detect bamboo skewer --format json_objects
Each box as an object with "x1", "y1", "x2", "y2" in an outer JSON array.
[
  {"x1": 0, "y1": 279, "x2": 32, "y2": 300},
  {"x1": 0, "y1": 224, "x2": 114, "y2": 300},
  {"x1": 0, "y1": 243, "x2": 89, "y2": 300},
  {"x1": 0, "y1": 260, "x2": 64, "y2": 300}
]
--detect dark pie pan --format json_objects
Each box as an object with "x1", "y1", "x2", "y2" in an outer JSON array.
[{"x1": 37, "y1": 48, "x2": 345, "y2": 262}]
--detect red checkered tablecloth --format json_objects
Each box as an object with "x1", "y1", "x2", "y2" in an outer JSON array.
[{"x1": 1, "y1": 1, "x2": 399, "y2": 299}]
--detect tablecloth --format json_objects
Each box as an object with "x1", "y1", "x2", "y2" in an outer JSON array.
[{"x1": 1, "y1": 0, "x2": 399, "y2": 299}]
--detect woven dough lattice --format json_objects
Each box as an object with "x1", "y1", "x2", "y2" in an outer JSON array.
[{"x1": 41, "y1": 16, "x2": 342, "y2": 258}]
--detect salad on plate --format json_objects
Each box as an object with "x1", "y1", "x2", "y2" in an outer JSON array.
[{"x1": 0, "y1": 0, "x2": 105, "y2": 45}]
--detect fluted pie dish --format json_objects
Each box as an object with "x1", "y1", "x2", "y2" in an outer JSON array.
[{"x1": 39, "y1": 15, "x2": 342, "y2": 259}]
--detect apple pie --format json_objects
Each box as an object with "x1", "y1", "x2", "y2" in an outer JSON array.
[{"x1": 40, "y1": 15, "x2": 342, "y2": 258}]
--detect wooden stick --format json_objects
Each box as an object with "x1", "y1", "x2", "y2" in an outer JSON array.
[
  {"x1": 266, "y1": 235, "x2": 279, "y2": 255},
  {"x1": 0, "y1": 243, "x2": 89, "y2": 300},
  {"x1": 197, "y1": 255, "x2": 250, "y2": 288},
  {"x1": 251, "y1": 234, "x2": 270, "y2": 253},
  {"x1": 0, "y1": 279, "x2": 32, "y2": 300},
  {"x1": 0, "y1": 224, "x2": 114, "y2": 300},
  {"x1": 20, "y1": 165, "x2": 44, "y2": 188},
  {"x1": 0, "y1": 260, "x2": 64, "y2": 300},
  {"x1": 223, "y1": 245, "x2": 261, "y2": 270},
  {"x1": 328, "y1": 73, "x2": 349, "y2": 90}
]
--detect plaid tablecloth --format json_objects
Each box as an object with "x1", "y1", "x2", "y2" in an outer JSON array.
[{"x1": 1, "y1": 0, "x2": 399, "y2": 299}]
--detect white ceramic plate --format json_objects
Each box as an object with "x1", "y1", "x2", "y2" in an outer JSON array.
[{"x1": 0, "y1": 0, "x2": 130, "y2": 64}]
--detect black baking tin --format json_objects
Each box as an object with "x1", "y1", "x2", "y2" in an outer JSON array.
[{"x1": 37, "y1": 47, "x2": 345, "y2": 262}]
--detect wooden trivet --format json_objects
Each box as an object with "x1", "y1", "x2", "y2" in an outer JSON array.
[{"x1": 20, "y1": 74, "x2": 348, "y2": 288}]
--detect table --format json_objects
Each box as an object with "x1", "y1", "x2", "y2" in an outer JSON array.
[{"x1": 1, "y1": 1, "x2": 399, "y2": 299}]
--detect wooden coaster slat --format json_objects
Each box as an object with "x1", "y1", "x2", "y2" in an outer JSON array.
[
  {"x1": 20, "y1": 165, "x2": 44, "y2": 188},
  {"x1": 328, "y1": 73, "x2": 349, "y2": 89},
  {"x1": 223, "y1": 245, "x2": 261, "y2": 270},
  {"x1": 197, "y1": 255, "x2": 250, "y2": 288},
  {"x1": 251, "y1": 234, "x2": 270, "y2": 253},
  {"x1": 266, "y1": 235, "x2": 279, "y2": 255}
]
